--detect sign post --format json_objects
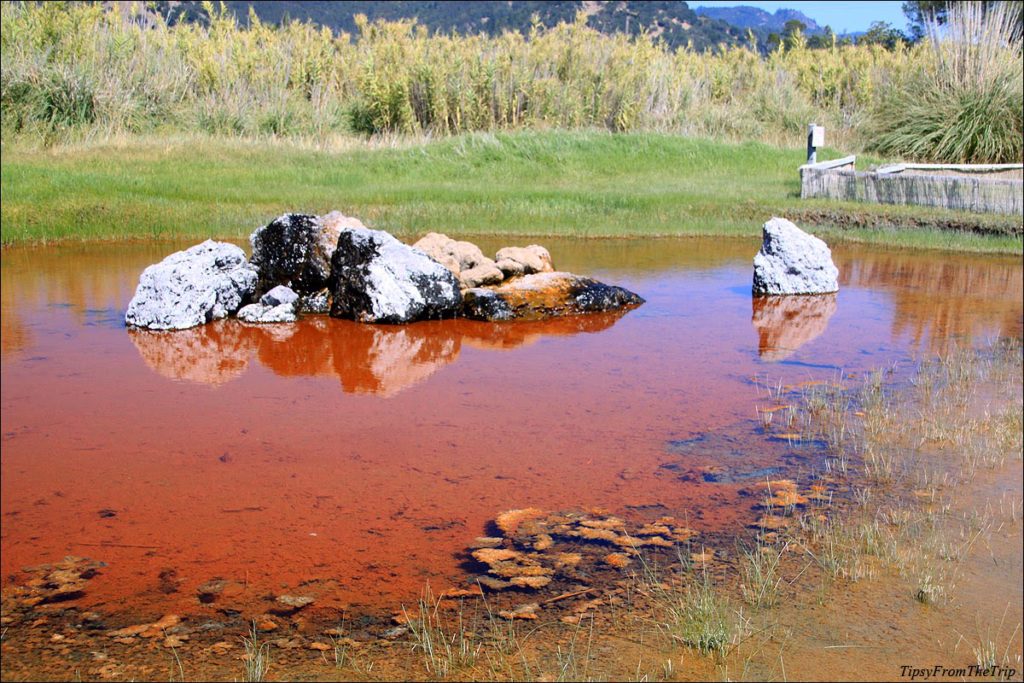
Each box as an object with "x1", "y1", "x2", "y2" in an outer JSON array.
[{"x1": 807, "y1": 123, "x2": 824, "y2": 164}]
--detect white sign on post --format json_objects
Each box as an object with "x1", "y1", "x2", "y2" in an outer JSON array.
[{"x1": 811, "y1": 125, "x2": 825, "y2": 147}]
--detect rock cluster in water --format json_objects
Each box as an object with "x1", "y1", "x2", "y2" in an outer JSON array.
[
  {"x1": 466, "y1": 508, "x2": 698, "y2": 594},
  {"x1": 752, "y1": 217, "x2": 839, "y2": 296},
  {"x1": 125, "y1": 213, "x2": 644, "y2": 330}
]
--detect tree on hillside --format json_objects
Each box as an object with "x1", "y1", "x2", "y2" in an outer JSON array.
[
  {"x1": 903, "y1": 1, "x2": 1023, "y2": 41},
  {"x1": 807, "y1": 25, "x2": 835, "y2": 49},
  {"x1": 902, "y1": 0, "x2": 948, "y2": 41},
  {"x1": 781, "y1": 18, "x2": 806, "y2": 49},
  {"x1": 858, "y1": 21, "x2": 906, "y2": 49}
]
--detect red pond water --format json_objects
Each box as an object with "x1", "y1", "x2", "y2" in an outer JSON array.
[{"x1": 1, "y1": 237, "x2": 1021, "y2": 622}]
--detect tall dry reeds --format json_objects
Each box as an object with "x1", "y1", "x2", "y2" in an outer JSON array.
[
  {"x1": 866, "y1": 1, "x2": 1023, "y2": 163},
  {"x1": 3, "y1": 0, "x2": 1014, "y2": 158}
]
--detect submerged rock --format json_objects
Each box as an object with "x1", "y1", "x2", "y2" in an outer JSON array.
[
  {"x1": 250, "y1": 212, "x2": 364, "y2": 296},
  {"x1": 11, "y1": 556, "x2": 104, "y2": 608},
  {"x1": 461, "y1": 272, "x2": 644, "y2": 322},
  {"x1": 274, "y1": 595, "x2": 314, "y2": 612},
  {"x1": 464, "y1": 508, "x2": 698, "y2": 594},
  {"x1": 752, "y1": 217, "x2": 839, "y2": 296},
  {"x1": 125, "y1": 240, "x2": 257, "y2": 330},
  {"x1": 329, "y1": 227, "x2": 461, "y2": 324}
]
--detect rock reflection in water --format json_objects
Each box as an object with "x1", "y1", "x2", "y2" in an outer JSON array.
[
  {"x1": 128, "y1": 324, "x2": 252, "y2": 386},
  {"x1": 752, "y1": 294, "x2": 837, "y2": 361},
  {"x1": 128, "y1": 312, "x2": 630, "y2": 396}
]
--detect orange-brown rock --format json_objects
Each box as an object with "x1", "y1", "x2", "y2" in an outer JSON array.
[
  {"x1": 162, "y1": 634, "x2": 188, "y2": 648},
  {"x1": 579, "y1": 518, "x2": 626, "y2": 531},
  {"x1": 440, "y1": 586, "x2": 484, "y2": 599},
  {"x1": 255, "y1": 617, "x2": 279, "y2": 632},
  {"x1": 462, "y1": 273, "x2": 644, "y2": 322},
  {"x1": 476, "y1": 576, "x2": 512, "y2": 590},
  {"x1": 572, "y1": 527, "x2": 621, "y2": 543},
  {"x1": 615, "y1": 534, "x2": 673, "y2": 549},
  {"x1": 107, "y1": 624, "x2": 150, "y2": 638},
  {"x1": 533, "y1": 534, "x2": 554, "y2": 551},
  {"x1": 471, "y1": 548, "x2": 521, "y2": 565},
  {"x1": 554, "y1": 553, "x2": 583, "y2": 569}
]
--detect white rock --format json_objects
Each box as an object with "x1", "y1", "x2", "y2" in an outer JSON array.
[
  {"x1": 260, "y1": 285, "x2": 299, "y2": 307},
  {"x1": 125, "y1": 241, "x2": 257, "y2": 330},
  {"x1": 330, "y1": 228, "x2": 461, "y2": 324},
  {"x1": 752, "y1": 217, "x2": 839, "y2": 296},
  {"x1": 237, "y1": 302, "x2": 297, "y2": 324}
]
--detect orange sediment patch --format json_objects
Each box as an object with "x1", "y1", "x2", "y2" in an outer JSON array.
[
  {"x1": 753, "y1": 515, "x2": 790, "y2": 530},
  {"x1": 604, "y1": 553, "x2": 632, "y2": 569},
  {"x1": 762, "y1": 490, "x2": 809, "y2": 508}
]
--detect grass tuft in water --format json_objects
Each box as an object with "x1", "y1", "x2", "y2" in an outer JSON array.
[{"x1": 240, "y1": 621, "x2": 270, "y2": 683}]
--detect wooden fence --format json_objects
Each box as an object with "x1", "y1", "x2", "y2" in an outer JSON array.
[{"x1": 800, "y1": 157, "x2": 1023, "y2": 216}]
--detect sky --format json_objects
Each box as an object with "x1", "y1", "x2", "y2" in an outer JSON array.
[{"x1": 689, "y1": 1, "x2": 910, "y2": 35}]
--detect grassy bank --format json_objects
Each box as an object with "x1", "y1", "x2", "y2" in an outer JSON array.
[{"x1": 2, "y1": 131, "x2": 1020, "y2": 253}]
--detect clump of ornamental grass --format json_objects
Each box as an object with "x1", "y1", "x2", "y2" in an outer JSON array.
[{"x1": 866, "y1": 1, "x2": 1023, "y2": 163}]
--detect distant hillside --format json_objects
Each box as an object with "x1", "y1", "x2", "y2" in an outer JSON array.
[
  {"x1": 157, "y1": 1, "x2": 752, "y2": 51},
  {"x1": 693, "y1": 5, "x2": 822, "y2": 33}
]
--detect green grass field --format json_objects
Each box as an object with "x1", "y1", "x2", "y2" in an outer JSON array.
[{"x1": 2, "y1": 131, "x2": 1020, "y2": 253}]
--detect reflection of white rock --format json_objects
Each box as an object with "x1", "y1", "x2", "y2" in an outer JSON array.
[
  {"x1": 128, "y1": 323, "x2": 253, "y2": 386},
  {"x1": 130, "y1": 311, "x2": 631, "y2": 394},
  {"x1": 752, "y1": 294, "x2": 837, "y2": 361},
  {"x1": 360, "y1": 327, "x2": 460, "y2": 398}
]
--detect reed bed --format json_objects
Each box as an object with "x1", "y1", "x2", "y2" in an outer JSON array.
[{"x1": 0, "y1": 1, "x2": 922, "y2": 152}]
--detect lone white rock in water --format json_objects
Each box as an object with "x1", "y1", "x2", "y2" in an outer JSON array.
[
  {"x1": 752, "y1": 217, "x2": 839, "y2": 296},
  {"x1": 125, "y1": 240, "x2": 257, "y2": 330}
]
